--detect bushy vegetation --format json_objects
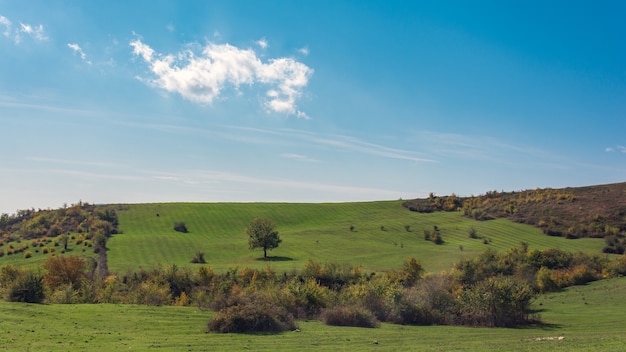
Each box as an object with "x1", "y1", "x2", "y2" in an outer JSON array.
[
  {"x1": 0, "y1": 245, "x2": 623, "y2": 333},
  {"x1": 321, "y1": 305, "x2": 379, "y2": 328},
  {"x1": 0, "y1": 202, "x2": 119, "y2": 239},
  {"x1": 404, "y1": 184, "x2": 626, "y2": 241}
]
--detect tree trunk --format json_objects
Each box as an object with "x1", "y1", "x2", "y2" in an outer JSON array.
[{"x1": 264, "y1": 247, "x2": 267, "y2": 258}]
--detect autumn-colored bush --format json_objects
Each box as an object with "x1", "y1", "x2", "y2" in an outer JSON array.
[
  {"x1": 321, "y1": 305, "x2": 379, "y2": 327},
  {"x1": 207, "y1": 302, "x2": 297, "y2": 333},
  {"x1": 43, "y1": 255, "x2": 86, "y2": 291}
]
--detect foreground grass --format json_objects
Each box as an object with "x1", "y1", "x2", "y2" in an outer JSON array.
[
  {"x1": 108, "y1": 202, "x2": 606, "y2": 273},
  {"x1": 1, "y1": 277, "x2": 624, "y2": 351}
]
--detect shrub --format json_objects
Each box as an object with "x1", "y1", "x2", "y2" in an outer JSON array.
[
  {"x1": 6, "y1": 270, "x2": 45, "y2": 303},
  {"x1": 321, "y1": 305, "x2": 379, "y2": 328},
  {"x1": 405, "y1": 225, "x2": 411, "y2": 232},
  {"x1": 43, "y1": 255, "x2": 86, "y2": 291},
  {"x1": 468, "y1": 227, "x2": 478, "y2": 239},
  {"x1": 286, "y1": 277, "x2": 333, "y2": 318},
  {"x1": 349, "y1": 225, "x2": 355, "y2": 232},
  {"x1": 207, "y1": 303, "x2": 297, "y2": 333},
  {"x1": 190, "y1": 251, "x2": 206, "y2": 264},
  {"x1": 47, "y1": 283, "x2": 79, "y2": 304},
  {"x1": 458, "y1": 276, "x2": 535, "y2": 327},
  {"x1": 173, "y1": 222, "x2": 188, "y2": 233},
  {"x1": 24, "y1": 250, "x2": 32, "y2": 258}
]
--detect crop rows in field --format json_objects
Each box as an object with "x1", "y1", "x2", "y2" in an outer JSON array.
[{"x1": 107, "y1": 202, "x2": 607, "y2": 274}]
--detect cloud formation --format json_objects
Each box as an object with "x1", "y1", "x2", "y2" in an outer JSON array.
[
  {"x1": 0, "y1": 15, "x2": 47, "y2": 43},
  {"x1": 256, "y1": 38, "x2": 268, "y2": 49},
  {"x1": 20, "y1": 22, "x2": 46, "y2": 40},
  {"x1": 67, "y1": 43, "x2": 91, "y2": 64},
  {"x1": 0, "y1": 15, "x2": 10, "y2": 37},
  {"x1": 606, "y1": 145, "x2": 626, "y2": 153},
  {"x1": 130, "y1": 36, "x2": 313, "y2": 117}
]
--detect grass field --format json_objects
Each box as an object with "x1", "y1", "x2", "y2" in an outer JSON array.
[
  {"x1": 1, "y1": 276, "x2": 624, "y2": 351},
  {"x1": 107, "y1": 201, "x2": 607, "y2": 274}
]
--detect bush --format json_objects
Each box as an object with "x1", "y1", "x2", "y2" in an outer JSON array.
[
  {"x1": 190, "y1": 251, "x2": 206, "y2": 264},
  {"x1": 321, "y1": 305, "x2": 379, "y2": 328},
  {"x1": 43, "y1": 256, "x2": 86, "y2": 291},
  {"x1": 207, "y1": 303, "x2": 297, "y2": 333},
  {"x1": 174, "y1": 222, "x2": 188, "y2": 233},
  {"x1": 458, "y1": 276, "x2": 535, "y2": 327},
  {"x1": 6, "y1": 271, "x2": 45, "y2": 303}
]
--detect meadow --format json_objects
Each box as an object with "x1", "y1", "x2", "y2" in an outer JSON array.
[
  {"x1": 107, "y1": 201, "x2": 607, "y2": 274},
  {"x1": 1, "y1": 276, "x2": 624, "y2": 351}
]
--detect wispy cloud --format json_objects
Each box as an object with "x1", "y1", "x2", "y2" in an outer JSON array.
[
  {"x1": 605, "y1": 145, "x2": 626, "y2": 153},
  {"x1": 0, "y1": 15, "x2": 10, "y2": 37},
  {"x1": 130, "y1": 35, "x2": 313, "y2": 117},
  {"x1": 18, "y1": 21, "x2": 47, "y2": 42},
  {"x1": 0, "y1": 15, "x2": 47, "y2": 44},
  {"x1": 67, "y1": 43, "x2": 92, "y2": 64},
  {"x1": 298, "y1": 47, "x2": 309, "y2": 56},
  {"x1": 280, "y1": 153, "x2": 319, "y2": 163},
  {"x1": 256, "y1": 38, "x2": 268, "y2": 49},
  {"x1": 222, "y1": 125, "x2": 435, "y2": 163}
]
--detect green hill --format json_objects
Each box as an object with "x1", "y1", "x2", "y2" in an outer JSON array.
[{"x1": 106, "y1": 201, "x2": 606, "y2": 273}]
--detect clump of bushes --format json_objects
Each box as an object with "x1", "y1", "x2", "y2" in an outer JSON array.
[
  {"x1": 4, "y1": 269, "x2": 45, "y2": 303},
  {"x1": 207, "y1": 303, "x2": 297, "y2": 333},
  {"x1": 321, "y1": 305, "x2": 379, "y2": 328}
]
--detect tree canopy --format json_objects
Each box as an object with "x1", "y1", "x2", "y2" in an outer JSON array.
[{"x1": 247, "y1": 218, "x2": 281, "y2": 258}]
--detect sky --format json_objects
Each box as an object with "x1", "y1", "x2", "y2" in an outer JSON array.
[{"x1": 0, "y1": 1, "x2": 624, "y2": 214}]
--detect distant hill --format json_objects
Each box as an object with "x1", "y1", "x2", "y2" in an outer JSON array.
[{"x1": 403, "y1": 183, "x2": 626, "y2": 252}]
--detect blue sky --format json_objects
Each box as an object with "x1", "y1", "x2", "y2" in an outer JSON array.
[{"x1": 1, "y1": 1, "x2": 624, "y2": 214}]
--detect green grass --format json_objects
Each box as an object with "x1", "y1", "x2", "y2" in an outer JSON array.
[
  {"x1": 1, "y1": 276, "x2": 624, "y2": 351},
  {"x1": 107, "y1": 201, "x2": 607, "y2": 274},
  {"x1": 0, "y1": 236, "x2": 95, "y2": 270}
]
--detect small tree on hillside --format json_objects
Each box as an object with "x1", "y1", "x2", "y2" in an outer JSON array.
[{"x1": 247, "y1": 218, "x2": 281, "y2": 258}]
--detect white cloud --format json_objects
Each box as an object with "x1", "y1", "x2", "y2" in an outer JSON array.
[
  {"x1": 605, "y1": 145, "x2": 626, "y2": 153},
  {"x1": 0, "y1": 15, "x2": 47, "y2": 43},
  {"x1": 67, "y1": 43, "x2": 92, "y2": 64},
  {"x1": 281, "y1": 153, "x2": 319, "y2": 163},
  {"x1": 256, "y1": 38, "x2": 268, "y2": 49},
  {"x1": 130, "y1": 36, "x2": 313, "y2": 117},
  {"x1": 298, "y1": 47, "x2": 309, "y2": 56},
  {"x1": 19, "y1": 22, "x2": 47, "y2": 41},
  {"x1": 0, "y1": 15, "x2": 10, "y2": 37},
  {"x1": 166, "y1": 23, "x2": 175, "y2": 32}
]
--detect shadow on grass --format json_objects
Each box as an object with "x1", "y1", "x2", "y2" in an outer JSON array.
[
  {"x1": 255, "y1": 256, "x2": 293, "y2": 262},
  {"x1": 520, "y1": 321, "x2": 562, "y2": 330}
]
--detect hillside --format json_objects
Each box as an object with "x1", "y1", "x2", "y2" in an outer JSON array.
[
  {"x1": 106, "y1": 201, "x2": 607, "y2": 273},
  {"x1": 0, "y1": 194, "x2": 618, "y2": 273},
  {"x1": 403, "y1": 182, "x2": 626, "y2": 251}
]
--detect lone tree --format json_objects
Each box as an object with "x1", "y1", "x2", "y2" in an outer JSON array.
[{"x1": 247, "y1": 218, "x2": 281, "y2": 258}]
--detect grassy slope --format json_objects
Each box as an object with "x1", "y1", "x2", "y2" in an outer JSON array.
[
  {"x1": 2, "y1": 276, "x2": 625, "y2": 351},
  {"x1": 107, "y1": 201, "x2": 607, "y2": 274}
]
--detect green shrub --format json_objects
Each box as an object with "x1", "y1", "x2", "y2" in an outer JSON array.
[
  {"x1": 23, "y1": 250, "x2": 32, "y2": 258},
  {"x1": 207, "y1": 303, "x2": 297, "y2": 333},
  {"x1": 458, "y1": 276, "x2": 535, "y2": 327},
  {"x1": 6, "y1": 270, "x2": 45, "y2": 303},
  {"x1": 321, "y1": 305, "x2": 379, "y2": 328}
]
